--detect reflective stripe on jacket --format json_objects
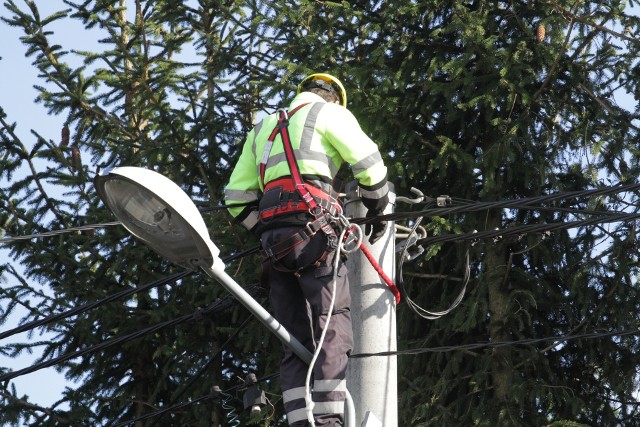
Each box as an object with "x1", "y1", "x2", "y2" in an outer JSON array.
[{"x1": 225, "y1": 91, "x2": 388, "y2": 229}]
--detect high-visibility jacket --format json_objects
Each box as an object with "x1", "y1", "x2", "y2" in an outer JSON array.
[{"x1": 225, "y1": 91, "x2": 388, "y2": 231}]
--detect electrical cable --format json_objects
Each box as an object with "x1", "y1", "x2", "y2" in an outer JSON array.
[
  {"x1": 2, "y1": 182, "x2": 639, "y2": 407},
  {"x1": 354, "y1": 181, "x2": 640, "y2": 225},
  {"x1": 0, "y1": 291, "x2": 244, "y2": 383},
  {"x1": 0, "y1": 248, "x2": 257, "y2": 342},
  {"x1": 2, "y1": 187, "x2": 626, "y2": 342},
  {"x1": 116, "y1": 328, "x2": 640, "y2": 422},
  {"x1": 349, "y1": 328, "x2": 640, "y2": 358},
  {"x1": 0, "y1": 271, "x2": 192, "y2": 342},
  {"x1": 109, "y1": 325, "x2": 640, "y2": 426},
  {"x1": 109, "y1": 372, "x2": 279, "y2": 427},
  {"x1": 110, "y1": 394, "x2": 211, "y2": 427},
  {"x1": 0, "y1": 221, "x2": 121, "y2": 243},
  {"x1": 1, "y1": 183, "x2": 636, "y2": 274},
  {"x1": 417, "y1": 210, "x2": 640, "y2": 246},
  {"x1": 149, "y1": 315, "x2": 255, "y2": 427},
  {"x1": 2, "y1": 182, "x2": 637, "y2": 246},
  {"x1": 397, "y1": 216, "x2": 471, "y2": 319},
  {"x1": 0, "y1": 187, "x2": 632, "y2": 347}
]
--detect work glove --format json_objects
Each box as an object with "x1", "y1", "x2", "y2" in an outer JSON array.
[{"x1": 365, "y1": 209, "x2": 387, "y2": 244}]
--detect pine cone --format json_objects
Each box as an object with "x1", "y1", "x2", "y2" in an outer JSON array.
[
  {"x1": 536, "y1": 23, "x2": 546, "y2": 43},
  {"x1": 61, "y1": 125, "x2": 70, "y2": 147},
  {"x1": 71, "y1": 145, "x2": 81, "y2": 172}
]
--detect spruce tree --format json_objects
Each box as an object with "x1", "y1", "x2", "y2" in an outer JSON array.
[
  {"x1": 259, "y1": 0, "x2": 640, "y2": 425},
  {"x1": 2, "y1": 0, "x2": 640, "y2": 426},
  {"x1": 0, "y1": 1, "x2": 281, "y2": 425}
]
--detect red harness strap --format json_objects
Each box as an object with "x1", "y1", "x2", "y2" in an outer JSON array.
[
  {"x1": 259, "y1": 103, "x2": 309, "y2": 189},
  {"x1": 259, "y1": 178, "x2": 341, "y2": 220},
  {"x1": 258, "y1": 104, "x2": 342, "y2": 270},
  {"x1": 259, "y1": 104, "x2": 338, "y2": 235}
]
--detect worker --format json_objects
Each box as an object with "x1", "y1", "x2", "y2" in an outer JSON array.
[{"x1": 224, "y1": 73, "x2": 389, "y2": 427}]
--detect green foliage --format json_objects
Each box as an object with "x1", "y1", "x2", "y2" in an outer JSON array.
[{"x1": 1, "y1": 0, "x2": 640, "y2": 426}]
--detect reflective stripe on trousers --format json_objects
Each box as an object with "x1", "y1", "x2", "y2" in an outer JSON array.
[{"x1": 283, "y1": 381, "x2": 347, "y2": 425}]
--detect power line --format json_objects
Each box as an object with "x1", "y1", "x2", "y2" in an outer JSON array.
[
  {"x1": 109, "y1": 327, "x2": 640, "y2": 425},
  {"x1": 355, "y1": 182, "x2": 640, "y2": 224},
  {"x1": 422, "y1": 182, "x2": 640, "y2": 218},
  {"x1": 350, "y1": 328, "x2": 640, "y2": 358},
  {"x1": 1, "y1": 183, "x2": 638, "y2": 390},
  {"x1": 5, "y1": 184, "x2": 632, "y2": 343},
  {"x1": 149, "y1": 315, "x2": 255, "y2": 427},
  {"x1": 0, "y1": 270, "x2": 192, "y2": 342},
  {"x1": 417, "y1": 210, "x2": 640, "y2": 246},
  {"x1": 0, "y1": 221, "x2": 121, "y2": 243},
  {"x1": 2, "y1": 182, "x2": 637, "y2": 244},
  {"x1": 110, "y1": 393, "x2": 211, "y2": 427},
  {"x1": 110, "y1": 372, "x2": 279, "y2": 427},
  {"x1": 0, "y1": 289, "x2": 249, "y2": 383},
  {"x1": 0, "y1": 248, "x2": 259, "y2": 342}
]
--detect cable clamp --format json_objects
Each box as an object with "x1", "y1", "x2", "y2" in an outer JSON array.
[
  {"x1": 470, "y1": 230, "x2": 479, "y2": 246},
  {"x1": 491, "y1": 228, "x2": 502, "y2": 244},
  {"x1": 210, "y1": 385, "x2": 222, "y2": 399},
  {"x1": 277, "y1": 108, "x2": 289, "y2": 122},
  {"x1": 394, "y1": 234, "x2": 425, "y2": 261},
  {"x1": 436, "y1": 195, "x2": 452, "y2": 207}
]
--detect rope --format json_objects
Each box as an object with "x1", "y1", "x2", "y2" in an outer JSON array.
[{"x1": 304, "y1": 226, "x2": 349, "y2": 427}]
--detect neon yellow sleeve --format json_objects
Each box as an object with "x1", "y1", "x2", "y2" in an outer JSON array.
[
  {"x1": 322, "y1": 104, "x2": 388, "y2": 187},
  {"x1": 224, "y1": 130, "x2": 261, "y2": 229}
]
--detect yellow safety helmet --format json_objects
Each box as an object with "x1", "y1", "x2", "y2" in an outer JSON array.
[{"x1": 297, "y1": 73, "x2": 347, "y2": 107}]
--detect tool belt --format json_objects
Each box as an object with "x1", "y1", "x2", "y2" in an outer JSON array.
[{"x1": 258, "y1": 178, "x2": 342, "y2": 221}]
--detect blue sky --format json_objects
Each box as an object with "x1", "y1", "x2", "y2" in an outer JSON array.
[{"x1": 0, "y1": 1, "x2": 111, "y2": 409}]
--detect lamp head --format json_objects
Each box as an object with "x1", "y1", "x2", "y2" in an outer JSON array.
[{"x1": 95, "y1": 166, "x2": 222, "y2": 270}]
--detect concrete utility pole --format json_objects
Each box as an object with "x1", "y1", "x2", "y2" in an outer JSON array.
[{"x1": 345, "y1": 182, "x2": 398, "y2": 427}]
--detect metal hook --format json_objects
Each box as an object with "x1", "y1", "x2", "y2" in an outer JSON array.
[{"x1": 396, "y1": 187, "x2": 425, "y2": 205}]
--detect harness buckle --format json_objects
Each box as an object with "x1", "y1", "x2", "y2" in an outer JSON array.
[
  {"x1": 305, "y1": 221, "x2": 318, "y2": 237},
  {"x1": 277, "y1": 108, "x2": 289, "y2": 122},
  {"x1": 262, "y1": 245, "x2": 275, "y2": 260},
  {"x1": 309, "y1": 205, "x2": 323, "y2": 217}
]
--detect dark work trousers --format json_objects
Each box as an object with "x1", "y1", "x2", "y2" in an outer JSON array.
[{"x1": 260, "y1": 225, "x2": 353, "y2": 427}]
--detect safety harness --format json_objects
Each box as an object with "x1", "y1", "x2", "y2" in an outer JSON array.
[
  {"x1": 258, "y1": 104, "x2": 344, "y2": 269},
  {"x1": 255, "y1": 103, "x2": 402, "y2": 303}
]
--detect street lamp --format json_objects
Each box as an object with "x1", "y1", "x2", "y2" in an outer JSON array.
[
  {"x1": 95, "y1": 166, "x2": 222, "y2": 271},
  {"x1": 95, "y1": 166, "x2": 356, "y2": 427},
  {"x1": 94, "y1": 166, "x2": 308, "y2": 360}
]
